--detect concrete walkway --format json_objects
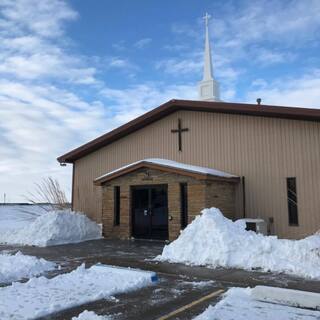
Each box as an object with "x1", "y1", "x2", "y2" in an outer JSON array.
[{"x1": 1, "y1": 239, "x2": 320, "y2": 319}]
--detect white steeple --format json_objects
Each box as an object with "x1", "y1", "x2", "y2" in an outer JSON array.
[{"x1": 198, "y1": 13, "x2": 220, "y2": 101}]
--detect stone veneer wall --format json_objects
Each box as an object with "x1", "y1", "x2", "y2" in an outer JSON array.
[{"x1": 101, "y1": 167, "x2": 237, "y2": 241}]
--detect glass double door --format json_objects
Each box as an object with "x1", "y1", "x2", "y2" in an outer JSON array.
[{"x1": 131, "y1": 185, "x2": 168, "y2": 240}]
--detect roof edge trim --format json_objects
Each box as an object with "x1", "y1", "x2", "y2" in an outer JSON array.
[{"x1": 58, "y1": 99, "x2": 320, "y2": 163}]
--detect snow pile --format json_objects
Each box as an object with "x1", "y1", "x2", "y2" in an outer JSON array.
[
  {"x1": 195, "y1": 287, "x2": 320, "y2": 320},
  {"x1": 158, "y1": 208, "x2": 320, "y2": 279},
  {"x1": 72, "y1": 310, "x2": 112, "y2": 320},
  {"x1": 0, "y1": 210, "x2": 102, "y2": 247},
  {"x1": 0, "y1": 264, "x2": 154, "y2": 319},
  {"x1": 0, "y1": 251, "x2": 55, "y2": 283}
]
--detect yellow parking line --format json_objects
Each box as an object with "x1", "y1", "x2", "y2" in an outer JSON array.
[{"x1": 157, "y1": 288, "x2": 225, "y2": 320}]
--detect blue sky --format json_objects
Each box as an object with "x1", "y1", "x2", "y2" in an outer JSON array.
[{"x1": 0, "y1": 0, "x2": 320, "y2": 202}]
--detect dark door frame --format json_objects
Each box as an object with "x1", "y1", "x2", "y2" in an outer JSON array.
[{"x1": 131, "y1": 184, "x2": 168, "y2": 240}]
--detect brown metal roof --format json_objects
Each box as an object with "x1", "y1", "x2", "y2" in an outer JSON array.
[{"x1": 57, "y1": 99, "x2": 320, "y2": 163}]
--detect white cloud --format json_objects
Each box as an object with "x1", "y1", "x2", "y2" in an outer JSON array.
[
  {"x1": 171, "y1": 23, "x2": 199, "y2": 38},
  {"x1": 0, "y1": 79, "x2": 112, "y2": 202},
  {"x1": 0, "y1": 1, "x2": 98, "y2": 85},
  {"x1": 0, "y1": 0, "x2": 106, "y2": 202},
  {"x1": 106, "y1": 57, "x2": 139, "y2": 73},
  {"x1": 112, "y1": 40, "x2": 126, "y2": 51},
  {"x1": 0, "y1": 53, "x2": 97, "y2": 84},
  {"x1": 155, "y1": 50, "x2": 241, "y2": 88},
  {"x1": 155, "y1": 58, "x2": 203, "y2": 76},
  {"x1": 163, "y1": 44, "x2": 188, "y2": 51},
  {"x1": 134, "y1": 38, "x2": 152, "y2": 49},
  {"x1": 246, "y1": 69, "x2": 320, "y2": 108},
  {"x1": 101, "y1": 83, "x2": 197, "y2": 123},
  {"x1": 252, "y1": 48, "x2": 296, "y2": 66},
  {"x1": 0, "y1": 0, "x2": 77, "y2": 38},
  {"x1": 211, "y1": 0, "x2": 320, "y2": 50}
]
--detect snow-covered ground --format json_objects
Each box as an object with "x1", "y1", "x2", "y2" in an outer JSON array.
[
  {"x1": 0, "y1": 207, "x2": 102, "y2": 247},
  {"x1": 194, "y1": 287, "x2": 320, "y2": 320},
  {"x1": 72, "y1": 310, "x2": 112, "y2": 320},
  {"x1": 158, "y1": 208, "x2": 320, "y2": 279},
  {"x1": 0, "y1": 264, "x2": 155, "y2": 319},
  {"x1": 0, "y1": 204, "x2": 47, "y2": 232},
  {"x1": 0, "y1": 251, "x2": 55, "y2": 283}
]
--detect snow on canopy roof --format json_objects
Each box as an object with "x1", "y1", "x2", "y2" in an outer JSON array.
[{"x1": 94, "y1": 158, "x2": 239, "y2": 185}]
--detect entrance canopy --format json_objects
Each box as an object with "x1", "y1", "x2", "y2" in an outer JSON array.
[{"x1": 94, "y1": 158, "x2": 239, "y2": 185}]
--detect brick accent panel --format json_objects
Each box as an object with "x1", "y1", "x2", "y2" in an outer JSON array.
[
  {"x1": 188, "y1": 183, "x2": 207, "y2": 222},
  {"x1": 205, "y1": 181, "x2": 236, "y2": 219},
  {"x1": 101, "y1": 167, "x2": 238, "y2": 240}
]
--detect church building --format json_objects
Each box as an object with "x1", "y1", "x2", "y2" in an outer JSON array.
[{"x1": 58, "y1": 14, "x2": 320, "y2": 241}]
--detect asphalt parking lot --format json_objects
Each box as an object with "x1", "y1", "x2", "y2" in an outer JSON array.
[{"x1": 1, "y1": 239, "x2": 320, "y2": 320}]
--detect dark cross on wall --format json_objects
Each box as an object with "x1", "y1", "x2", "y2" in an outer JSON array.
[{"x1": 171, "y1": 118, "x2": 189, "y2": 151}]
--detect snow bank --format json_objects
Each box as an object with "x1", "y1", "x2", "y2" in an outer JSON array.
[
  {"x1": 158, "y1": 208, "x2": 320, "y2": 279},
  {"x1": 72, "y1": 310, "x2": 112, "y2": 320},
  {"x1": 0, "y1": 264, "x2": 154, "y2": 319},
  {"x1": 0, "y1": 251, "x2": 55, "y2": 283},
  {"x1": 194, "y1": 287, "x2": 320, "y2": 320},
  {"x1": 0, "y1": 210, "x2": 102, "y2": 247}
]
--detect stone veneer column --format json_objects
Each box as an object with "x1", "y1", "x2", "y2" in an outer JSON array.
[
  {"x1": 119, "y1": 185, "x2": 131, "y2": 239},
  {"x1": 168, "y1": 182, "x2": 181, "y2": 241},
  {"x1": 102, "y1": 185, "x2": 113, "y2": 237}
]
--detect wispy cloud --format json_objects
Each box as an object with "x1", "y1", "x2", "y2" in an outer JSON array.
[
  {"x1": 134, "y1": 38, "x2": 152, "y2": 49},
  {"x1": 155, "y1": 57, "x2": 202, "y2": 76},
  {"x1": 112, "y1": 40, "x2": 126, "y2": 51},
  {"x1": 0, "y1": 0, "x2": 77, "y2": 38},
  {"x1": 106, "y1": 57, "x2": 139, "y2": 73},
  {"x1": 249, "y1": 47, "x2": 296, "y2": 66},
  {"x1": 100, "y1": 82, "x2": 197, "y2": 123},
  {"x1": 246, "y1": 69, "x2": 320, "y2": 108},
  {"x1": 211, "y1": 0, "x2": 320, "y2": 51}
]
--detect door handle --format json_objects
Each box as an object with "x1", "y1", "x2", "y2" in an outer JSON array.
[{"x1": 144, "y1": 209, "x2": 148, "y2": 216}]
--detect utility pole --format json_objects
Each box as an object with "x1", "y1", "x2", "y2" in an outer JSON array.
[{"x1": 3, "y1": 193, "x2": 6, "y2": 204}]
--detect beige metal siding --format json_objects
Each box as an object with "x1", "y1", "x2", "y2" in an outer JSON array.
[{"x1": 73, "y1": 110, "x2": 320, "y2": 239}]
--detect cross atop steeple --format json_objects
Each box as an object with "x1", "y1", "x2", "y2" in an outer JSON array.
[
  {"x1": 198, "y1": 12, "x2": 220, "y2": 101},
  {"x1": 203, "y1": 12, "x2": 210, "y2": 27}
]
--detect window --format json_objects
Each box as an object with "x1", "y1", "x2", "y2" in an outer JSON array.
[
  {"x1": 287, "y1": 178, "x2": 298, "y2": 226},
  {"x1": 180, "y1": 183, "x2": 188, "y2": 229},
  {"x1": 114, "y1": 186, "x2": 120, "y2": 226}
]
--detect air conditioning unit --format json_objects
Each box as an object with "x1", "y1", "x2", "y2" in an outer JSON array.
[{"x1": 241, "y1": 218, "x2": 267, "y2": 235}]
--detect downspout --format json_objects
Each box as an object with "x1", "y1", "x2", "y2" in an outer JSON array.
[{"x1": 242, "y1": 176, "x2": 246, "y2": 219}]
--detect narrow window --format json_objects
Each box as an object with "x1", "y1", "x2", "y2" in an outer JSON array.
[
  {"x1": 287, "y1": 178, "x2": 298, "y2": 226},
  {"x1": 114, "y1": 186, "x2": 120, "y2": 226},
  {"x1": 180, "y1": 183, "x2": 188, "y2": 229}
]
